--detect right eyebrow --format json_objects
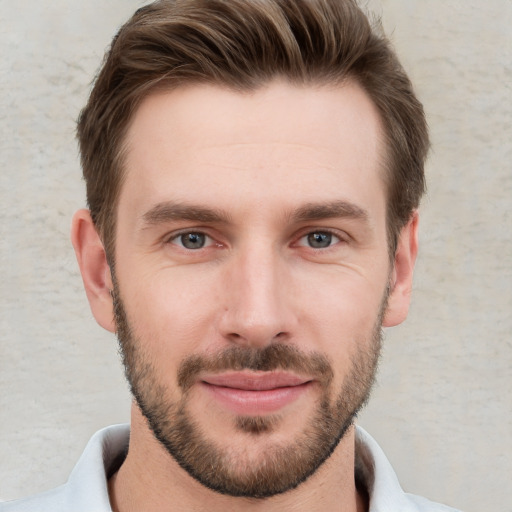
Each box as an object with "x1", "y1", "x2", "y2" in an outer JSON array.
[{"x1": 140, "y1": 201, "x2": 232, "y2": 228}]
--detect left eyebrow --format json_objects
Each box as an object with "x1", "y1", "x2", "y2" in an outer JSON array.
[
  {"x1": 290, "y1": 200, "x2": 369, "y2": 223},
  {"x1": 141, "y1": 201, "x2": 232, "y2": 227}
]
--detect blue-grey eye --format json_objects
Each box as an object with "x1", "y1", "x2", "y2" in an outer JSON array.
[
  {"x1": 179, "y1": 232, "x2": 207, "y2": 249},
  {"x1": 307, "y1": 232, "x2": 334, "y2": 248}
]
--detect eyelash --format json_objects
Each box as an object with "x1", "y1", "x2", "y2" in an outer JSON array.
[
  {"x1": 164, "y1": 228, "x2": 348, "y2": 252},
  {"x1": 295, "y1": 229, "x2": 347, "y2": 250},
  {"x1": 166, "y1": 230, "x2": 216, "y2": 250}
]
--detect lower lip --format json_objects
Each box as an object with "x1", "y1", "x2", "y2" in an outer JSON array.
[{"x1": 201, "y1": 381, "x2": 311, "y2": 415}]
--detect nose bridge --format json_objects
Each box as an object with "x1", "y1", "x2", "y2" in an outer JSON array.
[{"x1": 220, "y1": 237, "x2": 294, "y2": 347}]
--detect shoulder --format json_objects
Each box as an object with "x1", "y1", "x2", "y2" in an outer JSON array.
[
  {"x1": 354, "y1": 426, "x2": 463, "y2": 512},
  {"x1": 405, "y1": 493, "x2": 462, "y2": 512},
  {"x1": 0, "y1": 424, "x2": 129, "y2": 512},
  {"x1": 0, "y1": 487, "x2": 67, "y2": 512}
]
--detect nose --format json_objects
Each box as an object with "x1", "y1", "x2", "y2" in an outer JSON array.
[{"x1": 218, "y1": 243, "x2": 297, "y2": 348}]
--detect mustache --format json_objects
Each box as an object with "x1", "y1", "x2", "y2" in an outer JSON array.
[{"x1": 178, "y1": 344, "x2": 334, "y2": 392}]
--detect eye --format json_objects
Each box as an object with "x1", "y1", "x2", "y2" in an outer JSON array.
[
  {"x1": 170, "y1": 232, "x2": 212, "y2": 250},
  {"x1": 299, "y1": 231, "x2": 341, "y2": 249}
]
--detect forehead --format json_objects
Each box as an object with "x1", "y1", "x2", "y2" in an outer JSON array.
[{"x1": 120, "y1": 80, "x2": 387, "y2": 224}]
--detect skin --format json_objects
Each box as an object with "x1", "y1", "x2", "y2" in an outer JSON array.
[{"x1": 72, "y1": 80, "x2": 418, "y2": 512}]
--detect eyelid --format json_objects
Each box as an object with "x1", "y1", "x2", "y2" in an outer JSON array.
[
  {"x1": 164, "y1": 229, "x2": 215, "y2": 248},
  {"x1": 161, "y1": 226, "x2": 349, "y2": 250},
  {"x1": 294, "y1": 227, "x2": 349, "y2": 246}
]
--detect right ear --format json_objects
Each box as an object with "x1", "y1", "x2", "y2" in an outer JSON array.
[{"x1": 71, "y1": 209, "x2": 116, "y2": 333}]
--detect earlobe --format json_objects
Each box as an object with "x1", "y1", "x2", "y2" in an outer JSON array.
[
  {"x1": 71, "y1": 209, "x2": 116, "y2": 333},
  {"x1": 382, "y1": 211, "x2": 419, "y2": 327}
]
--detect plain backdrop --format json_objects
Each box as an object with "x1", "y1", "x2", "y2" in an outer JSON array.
[{"x1": 0, "y1": 1, "x2": 511, "y2": 511}]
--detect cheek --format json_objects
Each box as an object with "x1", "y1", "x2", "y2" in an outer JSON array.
[
  {"x1": 119, "y1": 267, "x2": 222, "y2": 365},
  {"x1": 294, "y1": 270, "x2": 385, "y2": 359}
]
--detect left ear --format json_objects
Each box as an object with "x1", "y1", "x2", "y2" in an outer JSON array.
[{"x1": 382, "y1": 211, "x2": 419, "y2": 327}]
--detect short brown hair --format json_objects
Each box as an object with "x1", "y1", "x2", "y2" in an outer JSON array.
[{"x1": 77, "y1": 0, "x2": 429, "y2": 261}]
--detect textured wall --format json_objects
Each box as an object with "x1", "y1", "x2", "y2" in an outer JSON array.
[{"x1": 0, "y1": 1, "x2": 510, "y2": 511}]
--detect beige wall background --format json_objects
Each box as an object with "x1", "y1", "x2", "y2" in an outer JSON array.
[{"x1": 0, "y1": 1, "x2": 510, "y2": 510}]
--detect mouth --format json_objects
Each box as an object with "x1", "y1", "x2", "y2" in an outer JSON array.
[{"x1": 200, "y1": 371, "x2": 313, "y2": 415}]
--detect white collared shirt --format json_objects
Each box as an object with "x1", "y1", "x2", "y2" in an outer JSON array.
[{"x1": 0, "y1": 424, "x2": 461, "y2": 511}]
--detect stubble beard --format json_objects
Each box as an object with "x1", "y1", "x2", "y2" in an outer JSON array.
[{"x1": 112, "y1": 282, "x2": 384, "y2": 499}]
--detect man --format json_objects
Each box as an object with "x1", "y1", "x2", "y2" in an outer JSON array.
[{"x1": 1, "y1": 0, "x2": 460, "y2": 511}]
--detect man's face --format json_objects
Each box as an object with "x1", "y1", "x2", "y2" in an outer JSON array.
[{"x1": 113, "y1": 81, "x2": 393, "y2": 497}]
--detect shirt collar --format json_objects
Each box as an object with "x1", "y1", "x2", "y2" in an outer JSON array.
[{"x1": 65, "y1": 424, "x2": 414, "y2": 512}]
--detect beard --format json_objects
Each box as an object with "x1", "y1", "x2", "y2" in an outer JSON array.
[{"x1": 112, "y1": 282, "x2": 384, "y2": 499}]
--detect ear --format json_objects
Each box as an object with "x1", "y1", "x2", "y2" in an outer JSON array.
[
  {"x1": 71, "y1": 209, "x2": 116, "y2": 333},
  {"x1": 382, "y1": 211, "x2": 419, "y2": 327}
]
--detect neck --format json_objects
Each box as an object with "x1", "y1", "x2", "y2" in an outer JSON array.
[{"x1": 108, "y1": 404, "x2": 368, "y2": 512}]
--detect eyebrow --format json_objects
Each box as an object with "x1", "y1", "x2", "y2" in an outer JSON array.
[
  {"x1": 140, "y1": 199, "x2": 369, "y2": 229},
  {"x1": 141, "y1": 202, "x2": 232, "y2": 227},
  {"x1": 291, "y1": 200, "x2": 369, "y2": 223}
]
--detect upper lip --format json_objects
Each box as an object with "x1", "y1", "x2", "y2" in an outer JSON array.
[{"x1": 201, "y1": 371, "x2": 311, "y2": 391}]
